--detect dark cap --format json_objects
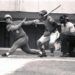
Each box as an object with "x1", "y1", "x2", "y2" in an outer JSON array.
[
  {"x1": 39, "y1": 10, "x2": 47, "y2": 16},
  {"x1": 59, "y1": 15, "x2": 69, "y2": 23}
]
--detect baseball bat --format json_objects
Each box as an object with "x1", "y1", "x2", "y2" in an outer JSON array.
[{"x1": 44, "y1": 4, "x2": 61, "y2": 17}]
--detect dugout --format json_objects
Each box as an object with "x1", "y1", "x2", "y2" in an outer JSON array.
[{"x1": 0, "y1": 11, "x2": 75, "y2": 49}]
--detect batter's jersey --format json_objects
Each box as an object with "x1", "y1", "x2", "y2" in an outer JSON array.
[
  {"x1": 43, "y1": 19, "x2": 58, "y2": 33},
  {"x1": 6, "y1": 23, "x2": 27, "y2": 40}
]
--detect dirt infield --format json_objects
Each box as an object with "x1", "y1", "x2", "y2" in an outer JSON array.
[
  {"x1": 0, "y1": 48, "x2": 75, "y2": 75},
  {"x1": 7, "y1": 58, "x2": 75, "y2": 75}
]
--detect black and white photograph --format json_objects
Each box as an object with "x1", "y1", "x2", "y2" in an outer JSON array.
[{"x1": 0, "y1": 0, "x2": 75, "y2": 75}]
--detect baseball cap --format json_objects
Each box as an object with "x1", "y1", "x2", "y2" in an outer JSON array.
[
  {"x1": 39, "y1": 10, "x2": 47, "y2": 16},
  {"x1": 4, "y1": 14, "x2": 12, "y2": 20}
]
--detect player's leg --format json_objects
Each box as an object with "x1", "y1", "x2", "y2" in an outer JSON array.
[
  {"x1": 21, "y1": 36, "x2": 40, "y2": 55},
  {"x1": 49, "y1": 40, "x2": 55, "y2": 56},
  {"x1": 68, "y1": 35, "x2": 75, "y2": 57},
  {"x1": 60, "y1": 33, "x2": 69, "y2": 57},
  {"x1": 21, "y1": 43, "x2": 40, "y2": 55},
  {"x1": 1, "y1": 37, "x2": 26, "y2": 57},
  {"x1": 37, "y1": 35, "x2": 50, "y2": 57},
  {"x1": 49, "y1": 30, "x2": 60, "y2": 56}
]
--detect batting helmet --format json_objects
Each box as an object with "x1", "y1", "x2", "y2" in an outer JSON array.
[
  {"x1": 39, "y1": 10, "x2": 47, "y2": 16},
  {"x1": 4, "y1": 14, "x2": 12, "y2": 20}
]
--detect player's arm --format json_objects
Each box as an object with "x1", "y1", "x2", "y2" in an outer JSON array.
[
  {"x1": 43, "y1": 31, "x2": 50, "y2": 36},
  {"x1": 7, "y1": 23, "x2": 23, "y2": 31},
  {"x1": 69, "y1": 25, "x2": 75, "y2": 32},
  {"x1": 56, "y1": 23, "x2": 61, "y2": 33},
  {"x1": 8, "y1": 20, "x2": 26, "y2": 31},
  {"x1": 23, "y1": 19, "x2": 40, "y2": 25},
  {"x1": 6, "y1": 25, "x2": 11, "y2": 31},
  {"x1": 8, "y1": 20, "x2": 40, "y2": 31},
  {"x1": 8, "y1": 18, "x2": 26, "y2": 31},
  {"x1": 66, "y1": 22, "x2": 75, "y2": 32}
]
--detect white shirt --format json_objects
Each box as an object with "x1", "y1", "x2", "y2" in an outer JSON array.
[{"x1": 61, "y1": 22, "x2": 75, "y2": 33}]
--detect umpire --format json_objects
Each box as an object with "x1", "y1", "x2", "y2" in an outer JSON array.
[{"x1": 59, "y1": 15, "x2": 75, "y2": 57}]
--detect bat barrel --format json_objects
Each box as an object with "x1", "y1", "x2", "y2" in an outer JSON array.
[{"x1": 44, "y1": 4, "x2": 61, "y2": 17}]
